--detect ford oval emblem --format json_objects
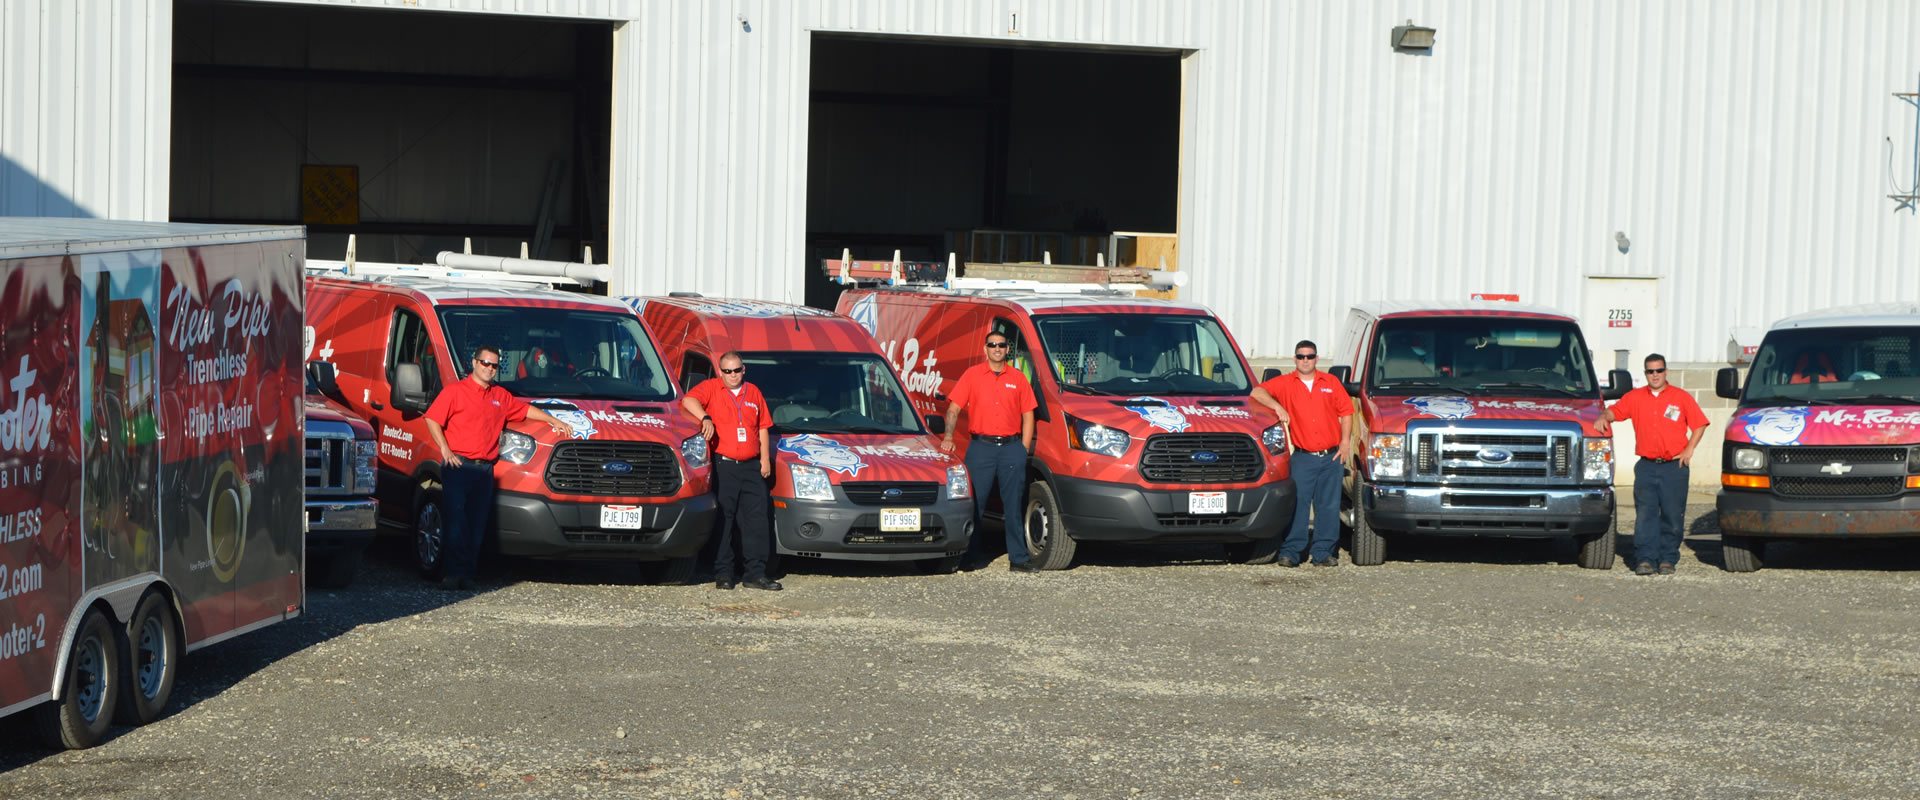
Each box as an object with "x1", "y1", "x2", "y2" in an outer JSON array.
[
  {"x1": 1476, "y1": 447, "x2": 1513, "y2": 464},
  {"x1": 603, "y1": 461, "x2": 634, "y2": 474},
  {"x1": 1191, "y1": 451, "x2": 1220, "y2": 464},
  {"x1": 883, "y1": 487, "x2": 904, "y2": 499}
]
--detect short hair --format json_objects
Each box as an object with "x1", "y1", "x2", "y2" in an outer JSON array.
[
  {"x1": 717, "y1": 350, "x2": 744, "y2": 367},
  {"x1": 985, "y1": 332, "x2": 1010, "y2": 344},
  {"x1": 1294, "y1": 340, "x2": 1318, "y2": 354},
  {"x1": 473, "y1": 345, "x2": 502, "y2": 360},
  {"x1": 1644, "y1": 353, "x2": 1667, "y2": 367}
]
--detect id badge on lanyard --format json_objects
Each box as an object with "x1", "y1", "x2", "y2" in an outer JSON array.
[{"x1": 728, "y1": 390, "x2": 753, "y2": 444}]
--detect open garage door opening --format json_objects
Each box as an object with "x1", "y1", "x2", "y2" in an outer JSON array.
[
  {"x1": 171, "y1": 0, "x2": 613, "y2": 267},
  {"x1": 805, "y1": 35, "x2": 1181, "y2": 309}
]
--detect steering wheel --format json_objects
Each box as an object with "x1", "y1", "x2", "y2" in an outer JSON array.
[
  {"x1": 1157, "y1": 367, "x2": 1195, "y2": 379},
  {"x1": 573, "y1": 366, "x2": 610, "y2": 379}
]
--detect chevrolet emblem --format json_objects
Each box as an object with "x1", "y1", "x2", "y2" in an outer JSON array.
[{"x1": 1820, "y1": 462, "x2": 1852, "y2": 476}]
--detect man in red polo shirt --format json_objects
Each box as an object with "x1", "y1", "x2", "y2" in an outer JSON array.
[
  {"x1": 1597, "y1": 353, "x2": 1710, "y2": 576},
  {"x1": 424, "y1": 345, "x2": 576, "y2": 590},
  {"x1": 1251, "y1": 339, "x2": 1350, "y2": 567},
  {"x1": 941, "y1": 331, "x2": 1039, "y2": 572},
  {"x1": 682, "y1": 351, "x2": 779, "y2": 591}
]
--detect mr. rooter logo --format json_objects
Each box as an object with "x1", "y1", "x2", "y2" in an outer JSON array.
[{"x1": 0, "y1": 355, "x2": 53, "y2": 454}]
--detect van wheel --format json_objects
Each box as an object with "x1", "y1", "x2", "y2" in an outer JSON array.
[
  {"x1": 640, "y1": 555, "x2": 700, "y2": 585},
  {"x1": 115, "y1": 592, "x2": 180, "y2": 726},
  {"x1": 1223, "y1": 537, "x2": 1280, "y2": 565},
  {"x1": 1722, "y1": 535, "x2": 1765, "y2": 573},
  {"x1": 310, "y1": 549, "x2": 363, "y2": 589},
  {"x1": 35, "y1": 609, "x2": 121, "y2": 749},
  {"x1": 914, "y1": 554, "x2": 964, "y2": 575},
  {"x1": 1575, "y1": 513, "x2": 1617, "y2": 570},
  {"x1": 414, "y1": 490, "x2": 446, "y2": 579},
  {"x1": 1347, "y1": 483, "x2": 1386, "y2": 566},
  {"x1": 1023, "y1": 481, "x2": 1077, "y2": 570}
]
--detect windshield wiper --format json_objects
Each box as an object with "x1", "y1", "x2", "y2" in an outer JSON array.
[
  {"x1": 1833, "y1": 394, "x2": 1920, "y2": 406},
  {"x1": 1373, "y1": 381, "x2": 1471, "y2": 395},
  {"x1": 1744, "y1": 396, "x2": 1847, "y2": 406},
  {"x1": 1478, "y1": 381, "x2": 1587, "y2": 398},
  {"x1": 1060, "y1": 384, "x2": 1117, "y2": 396}
]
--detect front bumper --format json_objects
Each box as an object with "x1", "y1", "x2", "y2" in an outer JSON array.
[
  {"x1": 305, "y1": 498, "x2": 377, "y2": 554},
  {"x1": 1718, "y1": 489, "x2": 1920, "y2": 538},
  {"x1": 774, "y1": 494, "x2": 974, "y2": 561},
  {"x1": 493, "y1": 489, "x2": 717, "y2": 560},
  {"x1": 1050, "y1": 474, "x2": 1295, "y2": 543},
  {"x1": 1363, "y1": 482, "x2": 1614, "y2": 537}
]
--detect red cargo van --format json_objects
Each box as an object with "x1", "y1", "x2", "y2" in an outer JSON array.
[
  {"x1": 1329, "y1": 302, "x2": 1632, "y2": 568},
  {"x1": 838, "y1": 285, "x2": 1295, "y2": 569},
  {"x1": 637, "y1": 295, "x2": 974, "y2": 572},
  {"x1": 305, "y1": 272, "x2": 715, "y2": 583}
]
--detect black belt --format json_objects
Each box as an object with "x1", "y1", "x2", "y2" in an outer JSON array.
[
  {"x1": 973, "y1": 434, "x2": 1019, "y2": 445},
  {"x1": 1643, "y1": 456, "x2": 1681, "y2": 463},
  {"x1": 1298, "y1": 448, "x2": 1338, "y2": 458},
  {"x1": 715, "y1": 454, "x2": 760, "y2": 464},
  {"x1": 461, "y1": 457, "x2": 494, "y2": 466}
]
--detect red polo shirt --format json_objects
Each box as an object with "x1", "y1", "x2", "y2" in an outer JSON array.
[
  {"x1": 1260, "y1": 371, "x2": 1353, "y2": 452},
  {"x1": 1609, "y1": 385, "x2": 1709, "y2": 459},
  {"x1": 950, "y1": 363, "x2": 1037, "y2": 437},
  {"x1": 688, "y1": 378, "x2": 771, "y2": 460},
  {"x1": 425, "y1": 378, "x2": 530, "y2": 460}
]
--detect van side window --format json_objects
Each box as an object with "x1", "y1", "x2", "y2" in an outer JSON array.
[
  {"x1": 991, "y1": 317, "x2": 1048, "y2": 421},
  {"x1": 681, "y1": 353, "x2": 713, "y2": 392},
  {"x1": 388, "y1": 310, "x2": 441, "y2": 396}
]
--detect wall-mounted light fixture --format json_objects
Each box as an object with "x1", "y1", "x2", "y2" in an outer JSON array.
[{"x1": 1391, "y1": 20, "x2": 1436, "y2": 52}]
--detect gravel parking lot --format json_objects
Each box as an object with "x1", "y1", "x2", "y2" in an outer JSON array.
[{"x1": 4, "y1": 498, "x2": 1918, "y2": 799}]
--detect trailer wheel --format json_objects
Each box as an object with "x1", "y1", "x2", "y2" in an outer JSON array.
[
  {"x1": 1223, "y1": 537, "x2": 1280, "y2": 565},
  {"x1": 1022, "y1": 481, "x2": 1077, "y2": 570},
  {"x1": 1722, "y1": 535, "x2": 1765, "y2": 573},
  {"x1": 1347, "y1": 482, "x2": 1386, "y2": 566},
  {"x1": 914, "y1": 554, "x2": 965, "y2": 575},
  {"x1": 414, "y1": 489, "x2": 446, "y2": 579},
  {"x1": 639, "y1": 555, "x2": 700, "y2": 585},
  {"x1": 115, "y1": 592, "x2": 180, "y2": 726},
  {"x1": 34, "y1": 609, "x2": 122, "y2": 749},
  {"x1": 1575, "y1": 513, "x2": 1618, "y2": 570}
]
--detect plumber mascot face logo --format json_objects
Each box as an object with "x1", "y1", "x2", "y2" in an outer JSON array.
[
  {"x1": 1741, "y1": 406, "x2": 1810, "y2": 446},
  {"x1": 1123, "y1": 397, "x2": 1191, "y2": 433},
  {"x1": 1405, "y1": 395, "x2": 1477, "y2": 420},
  {"x1": 778, "y1": 434, "x2": 868, "y2": 476},
  {"x1": 534, "y1": 399, "x2": 597, "y2": 440}
]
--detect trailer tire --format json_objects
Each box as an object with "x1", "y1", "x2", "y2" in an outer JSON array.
[
  {"x1": 115, "y1": 592, "x2": 180, "y2": 726},
  {"x1": 35, "y1": 609, "x2": 122, "y2": 749},
  {"x1": 1347, "y1": 483, "x2": 1387, "y2": 566},
  {"x1": 1022, "y1": 481, "x2": 1077, "y2": 571},
  {"x1": 1722, "y1": 535, "x2": 1765, "y2": 573},
  {"x1": 640, "y1": 555, "x2": 700, "y2": 585},
  {"x1": 1223, "y1": 536, "x2": 1281, "y2": 565},
  {"x1": 414, "y1": 489, "x2": 446, "y2": 579}
]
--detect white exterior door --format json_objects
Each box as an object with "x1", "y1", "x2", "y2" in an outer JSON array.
[{"x1": 1582, "y1": 277, "x2": 1661, "y2": 388}]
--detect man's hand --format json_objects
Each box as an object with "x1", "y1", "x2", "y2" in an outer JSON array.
[
  {"x1": 699, "y1": 418, "x2": 716, "y2": 439},
  {"x1": 1336, "y1": 444, "x2": 1352, "y2": 465},
  {"x1": 760, "y1": 459, "x2": 772, "y2": 478},
  {"x1": 443, "y1": 449, "x2": 463, "y2": 468},
  {"x1": 939, "y1": 435, "x2": 955, "y2": 453},
  {"x1": 1595, "y1": 418, "x2": 1612, "y2": 436},
  {"x1": 1679, "y1": 447, "x2": 1695, "y2": 467},
  {"x1": 551, "y1": 421, "x2": 575, "y2": 438}
]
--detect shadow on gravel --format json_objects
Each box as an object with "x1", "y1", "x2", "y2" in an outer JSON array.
[
  {"x1": 1356, "y1": 533, "x2": 1582, "y2": 567},
  {"x1": 1683, "y1": 510, "x2": 1920, "y2": 572},
  {"x1": 0, "y1": 537, "x2": 478, "y2": 763}
]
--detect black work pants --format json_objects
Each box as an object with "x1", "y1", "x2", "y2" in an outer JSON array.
[{"x1": 712, "y1": 457, "x2": 771, "y2": 581}]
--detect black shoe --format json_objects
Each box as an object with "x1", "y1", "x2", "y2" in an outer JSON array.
[
  {"x1": 1633, "y1": 561, "x2": 1657, "y2": 576},
  {"x1": 1310, "y1": 556, "x2": 1339, "y2": 567},
  {"x1": 715, "y1": 578, "x2": 737, "y2": 590},
  {"x1": 1009, "y1": 562, "x2": 1041, "y2": 574},
  {"x1": 457, "y1": 577, "x2": 477, "y2": 591},
  {"x1": 1277, "y1": 555, "x2": 1301, "y2": 568},
  {"x1": 741, "y1": 577, "x2": 783, "y2": 591},
  {"x1": 438, "y1": 577, "x2": 464, "y2": 591},
  {"x1": 1657, "y1": 562, "x2": 1676, "y2": 575}
]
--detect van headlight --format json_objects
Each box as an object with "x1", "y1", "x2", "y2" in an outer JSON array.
[
  {"x1": 1730, "y1": 446, "x2": 1766, "y2": 472},
  {"x1": 946, "y1": 465, "x2": 972, "y2": 500},
  {"x1": 1368, "y1": 434, "x2": 1405, "y2": 480},
  {"x1": 1068, "y1": 415, "x2": 1130, "y2": 458},
  {"x1": 790, "y1": 464, "x2": 835, "y2": 501},
  {"x1": 354, "y1": 439, "x2": 378, "y2": 490},
  {"x1": 681, "y1": 433, "x2": 709, "y2": 469},
  {"x1": 498, "y1": 431, "x2": 536, "y2": 465},
  {"x1": 1584, "y1": 439, "x2": 1615, "y2": 482},
  {"x1": 1261, "y1": 424, "x2": 1288, "y2": 455}
]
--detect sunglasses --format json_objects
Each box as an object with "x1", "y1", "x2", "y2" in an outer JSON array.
[
  {"x1": 986, "y1": 342, "x2": 1010, "y2": 349},
  {"x1": 476, "y1": 360, "x2": 501, "y2": 369},
  {"x1": 1294, "y1": 354, "x2": 1318, "y2": 360},
  {"x1": 1645, "y1": 368, "x2": 1666, "y2": 374},
  {"x1": 720, "y1": 367, "x2": 745, "y2": 375}
]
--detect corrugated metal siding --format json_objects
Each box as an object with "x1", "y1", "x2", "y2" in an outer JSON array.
[{"x1": 7, "y1": 0, "x2": 1919, "y2": 363}]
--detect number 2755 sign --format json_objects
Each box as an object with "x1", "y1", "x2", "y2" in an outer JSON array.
[{"x1": 1607, "y1": 308, "x2": 1634, "y2": 328}]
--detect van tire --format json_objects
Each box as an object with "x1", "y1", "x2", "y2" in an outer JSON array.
[
  {"x1": 1347, "y1": 483, "x2": 1387, "y2": 566},
  {"x1": 414, "y1": 489, "x2": 446, "y2": 579},
  {"x1": 640, "y1": 555, "x2": 700, "y2": 585},
  {"x1": 115, "y1": 591, "x2": 180, "y2": 726},
  {"x1": 35, "y1": 609, "x2": 121, "y2": 749},
  {"x1": 914, "y1": 554, "x2": 965, "y2": 575},
  {"x1": 1223, "y1": 537, "x2": 1280, "y2": 565},
  {"x1": 1575, "y1": 524, "x2": 1617, "y2": 570},
  {"x1": 1722, "y1": 535, "x2": 1765, "y2": 573},
  {"x1": 1022, "y1": 481, "x2": 1077, "y2": 571}
]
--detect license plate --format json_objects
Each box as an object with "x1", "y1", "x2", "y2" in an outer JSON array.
[
  {"x1": 880, "y1": 507, "x2": 921, "y2": 532},
  {"x1": 601, "y1": 505, "x2": 646, "y2": 529},
  {"x1": 1188, "y1": 492, "x2": 1227, "y2": 515}
]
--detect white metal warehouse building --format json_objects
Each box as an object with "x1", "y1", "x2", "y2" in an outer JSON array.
[{"x1": 3, "y1": 0, "x2": 1918, "y2": 365}]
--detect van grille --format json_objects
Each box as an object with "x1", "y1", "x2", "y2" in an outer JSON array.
[
  {"x1": 546, "y1": 441, "x2": 681, "y2": 497},
  {"x1": 843, "y1": 482, "x2": 941, "y2": 506},
  {"x1": 305, "y1": 433, "x2": 354, "y2": 495},
  {"x1": 1773, "y1": 476, "x2": 1905, "y2": 498},
  {"x1": 1413, "y1": 429, "x2": 1578, "y2": 484},
  {"x1": 1769, "y1": 447, "x2": 1906, "y2": 465},
  {"x1": 1140, "y1": 434, "x2": 1263, "y2": 484}
]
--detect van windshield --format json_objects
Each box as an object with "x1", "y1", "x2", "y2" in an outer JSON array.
[
  {"x1": 1743, "y1": 327, "x2": 1920, "y2": 405},
  {"x1": 1365, "y1": 318, "x2": 1596, "y2": 396},
  {"x1": 1031, "y1": 313, "x2": 1252, "y2": 396},
  {"x1": 438, "y1": 307, "x2": 675, "y2": 401},
  {"x1": 743, "y1": 352, "x2": 923, "y2": 435}
]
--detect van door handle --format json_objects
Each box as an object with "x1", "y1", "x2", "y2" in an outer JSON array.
[{"x1": 371, "y1": 402, "x2": 384, "y2": 410}]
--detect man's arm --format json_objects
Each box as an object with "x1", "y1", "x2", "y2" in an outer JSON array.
[
  {"x1": 940, "y1": 402, "x2": 964, "y2": 452},
  {"x1": 1250, "y1": 386, "x2": 1291, "y2": 424},
  {"x1": 1596, "y1": 408, "x2": 1616, "y2": 436},
  {"x1": 1020, "y1": 411, "x2": 1035, "y2": 451},
  {"x1": 1336, "y1": 413, "x2": 1355, "y2": 464},
  {"x1": 523, "y1": 406, "x2": 575, "y2": 437},
  {"x1": 758, "y1": 427, "x2": 772, "y2": 477},
  {"x1": 424, "y1": 418, "x2": 461, "y2": 468},
  {"x1": 682, "y1": 395, "x2": 715, "y2": 440},
  {"x1": 1680, "y1": 421, "x2": 1712, "y2": 467}
]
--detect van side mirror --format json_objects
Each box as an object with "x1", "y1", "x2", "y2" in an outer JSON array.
[
  {"x1": 1262, "y1": 367, "x2": 1283, "y2": 382},
  {"x1": 1327, "y1": 365, "x2": 1359, "y2": 395},
  {"x1": 306, "y1": 361, "x2": 342, "y2": 400},
  {"x1": 394, "y1": 364, "x2": 429, "y2": 412},
  {"x1": 1715, "y1": 367, "x2": 1742, "y2": 400},
  {"x1": 924, "y1": 414, "x2": 946, "y2": 435},
  {"x1": 1603, "y1": 369, "x2": 1634, "y2": 401}
]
